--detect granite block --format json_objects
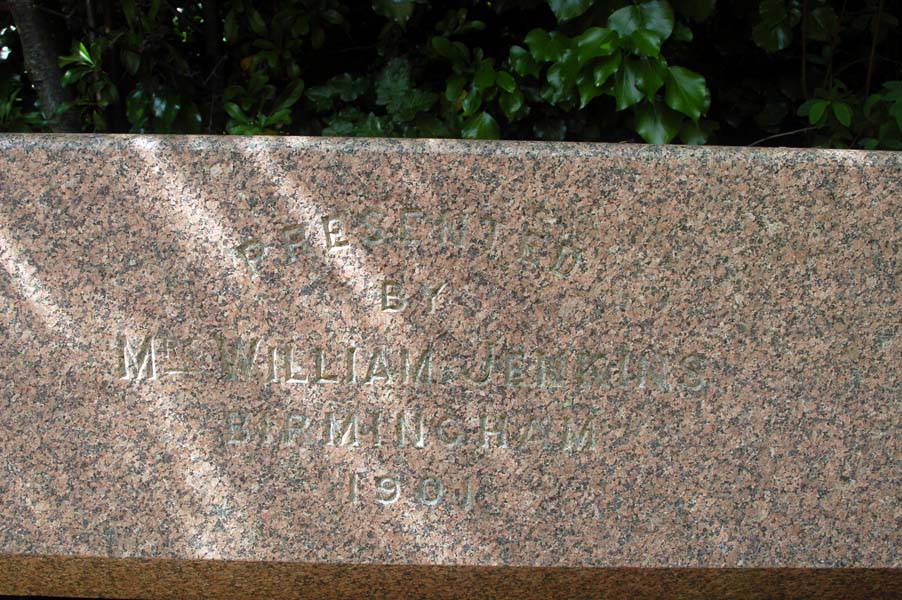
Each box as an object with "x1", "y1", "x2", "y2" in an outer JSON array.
[{"x1": 0, "y1": 135, "x2": 898, "y2": 598}]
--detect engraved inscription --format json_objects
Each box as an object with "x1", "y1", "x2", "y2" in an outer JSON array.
[
  {"x1": 118, "y1": 333, "x2": 710, "y2": 392},
  {"x1": 233, "y1": 211, "x2": 586, "y2": 280},
  {"x1": 346, "y1": 472, "x2": 474, "y2": 508},
  {"x1": 224, "y1": 409, "x2": 601, "y2": 454},
  {"x1": 116, "y1": 206, "x2": 720, "y2": 517}
]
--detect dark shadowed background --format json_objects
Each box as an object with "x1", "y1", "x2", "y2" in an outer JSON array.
[{"x1": 0, "y1": 2, "x2": 900, "y2": 145}]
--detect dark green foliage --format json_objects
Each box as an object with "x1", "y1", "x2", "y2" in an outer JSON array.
[{"x1": 0, "y1": 0, "x2": 899, "y2": 147}]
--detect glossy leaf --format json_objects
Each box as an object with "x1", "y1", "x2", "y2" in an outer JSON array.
[
  {"x1": 431, "y1": 36, "x2": 467, "y2": 64},
  {"x1": 432, "y1": 36, "x2": 455, "y2": 58},
  {"x1": 613, "y1": 59, "x2": 644, "y2": 110},
  {"x1": 635, "y1": 58, "x2": 665, "y2": 96},
  {"x1": 474, "y1": 60, "x2": 496, "y2": 91},
  {"x1": 223, "y1": 10, "x2": 239, "y2": 42},
  {"x1": 672, "y1": 22, "x2": 693, "y2": 42},
  {"x1": 594, "y1": 52, "x2": 622, "y2": 87},
  {"x1": 609, "y1": 1, "x2": 674, "y2": 41},
  {"x1": 752, "y1": 0, "x2": 801, "y2": 53},
  {"x1": 525, "y1": 29, "x2": 569, "y2": 62},
  {"x1": 446, "y1": 74, "x2": 467, "y2": 102},
  {"x1": 548, "y1": 0, "x2": 593, "y2": 23},
  {"x1": 123, "y1": 50, "x2": 141, "y2": 75},
  {"x1": 373, "y1": 0, "x2": 417, "y2": 26},
  {"x1": 630, "y1": 30, "x2": 664, "y2": 56},
  {"x1": 575, "y1": 27, "x2": 618, "y2": 64},
  {"x1": 509, "y1": 46, "x2": 540, "y2": 78},
  {"x1": 500, "y1": 89, "x2": 525, "y2": 119},
  {"x1": 832, "y1": 102, "x2": 852, "y2": 127},
  {"x1": 122, "y1": 0, "x2": 139, "y2": 28},
  {"x1": 679, "y1": 119, "x2": 707, "y2": 144},
  {"x1": 322, "y1": 9, "x2": 344, "y2": 25},
  {"x1": 609, "y1": 4, "x2": 641, "y2": 35},
  {"x1": 664, "y1": 66, "x2": 710, "y2": 120},
  {"x1": 577, "y1": 72, "x2": 604, "y2": 108},
  {"x1": 6, "y1": 0, "x2": 898, "y2": 150},
  {"x1": 545, "y1": 51, "x2": 580, "y2": 104},
  {"x1": 890, "y1": 102, "x2": 902, "y2": 131},
  {"x1": 461, "y1": 88, "x2": 482, "y2": 116},
  {"x1": 272, "y1": 79, "x2": 305, "y2": 114},
  {"x1": 462, "y1": 111, "x2": 500, "y2": 139},
  {"x1": 640, "y1": 0, "x2": 676, "y2": 38},
  {"x1": 496, "y1": 71, "x2": 516, "y2": 93},
  {"x1": 60, "y1": 69, "x2": 88, "y2": 87},
  {"x1": 126, "y1": 88, "x2": 147, "y2": 129},
  {"x1": 224, "y1": 102, "x2": 246, "y2": 120},
  {"x1": 634, "y1": 100, "x2": 681, "y2": 143},
  {"x1": 808, "y1": 99, "x2": 828, "y2": 124},
  {"x1": 249, "y1": 10, "x2": 267, "y2": 35}
]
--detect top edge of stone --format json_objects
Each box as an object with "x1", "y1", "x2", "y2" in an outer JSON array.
[{"x1": 1, "y1": 133, "x2": 900, "y2": 164}]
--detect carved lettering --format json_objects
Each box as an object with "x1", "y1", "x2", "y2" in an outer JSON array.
[
  {"x1": 550, "y1": 242, "x2": 582, "y2": 278},
  {"x1": 219, "y1": 336, "x2": 263, "y2": 381},
  {"x1": 396, "y1": 412, "x2": 426, "y2": 449},
  {"x1": 504, "y1": 349, "x2": 526, "y2": 386},
  {"x1": 438, "y1": 212, "x2": 468, "y2": 248},
  {"x1": 225, "y1": 411, "x2": 249, "y2": 444},
  {"x1": 517, "y1": 418, "x2": 549, "y2": 450},
  {"x1": 576, "y1": 352, "x2": 610, "y2": 389},
  {"x1": 400, "y1": 208, "x2": 425, "y2": 247},
  {"x1": 119, "y1": 334, "x2": 157, "y2": 380},
  {"x1": 638, "y1": 353, "x2": 669, "y2": 391},
  {"x1": 361, "y1": 209, "x2": 386, "y2": 245},
  {"x1": 518, "y1": 230, "x2": 543, "y2": 267},
  {"x1": 381, "y1": 279, "x2": 406, "y2": 312},
  {"x1": 315, "y1": 347, "x2": 338, "y2": 383},
  {"x1": 536, "y1": 352, "x2": 565, "y2": 388},
  {"x1": 280, "y1": 224, "x2": 310, "y2": 263},
  {"x1": 563, "y1": 418, "x2": 596, "y2": 452},
  {"x1": 235, "y1": 238, "x2": 266, "y2": 273},
  {"x1": 116, "y1": 335, "x2": 712, "y2": 394},
  {"x1": 479, "y1": 216, "x2": 504, "y2": 252},
  {"x1": 364, "y1": 346, "x2": 393, "y2": 384},
  {"x1": 435, "y1": 415, "x2": 463, "y2": 448},
  {"x1": 464, "y1": 345, "x2": 495, "y2": 385},
  {"x1": 162, "y1": 337, "x2": 202, "y2": 376},
  {"x1": 348, "y1": 471, "x2": 359, "y2": 504},
  {"x1": 417, "y1": 477, "x2": 444, "y2": 506},
  {"x1": 401, "y1": 345, "x2": 432, "y2": 385},
  {"x1": 425, "y1": 282, "x2": 448, "y2": 314},
  {"x1": 322, "y1": 215, "x2": 349, "y2": 250},
  {"x1": 375, "y1": 475, "x2": 400, "y2": 505},
  {"x1": 327, "y1": 412, "x2": 359, "y2": 447},
  {"x1": 481, "y1": 413, "x2": 508, "y2": 449},
  {"x1": 281, "y1": 414, "x2": 311, "y2": 446},
  {"x1": 680, "y1": 354, "x2": 707, "y2": 391}
]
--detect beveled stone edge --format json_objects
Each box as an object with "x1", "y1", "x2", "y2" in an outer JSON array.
[
  {"x1": 1, "y1": 132, "x2": 901, "y2": 164},
  {"x1": 0, "y1": 555, "x2": 899, "y2": 600}
]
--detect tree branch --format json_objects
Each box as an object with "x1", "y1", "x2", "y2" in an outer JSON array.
[
  {"x1": 749, "y1": 126, "x2": 819, "y2": 147},
  {"x1": 801, "y1": 0, "x2": 809, "y2": 100},
  {"x1": 9, "y1": 0, "x2": 80, "y2": 131},
  {"x1": 203, "y1": 0, "x2": 224, "y2": 133},
  {"x1": 865, "y1": 0, "x2": 884, "y2": 95}
]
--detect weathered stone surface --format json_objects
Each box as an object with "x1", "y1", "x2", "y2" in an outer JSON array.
[{"x1": 0, "y1": 135, "x2": 898, "y2": 598}]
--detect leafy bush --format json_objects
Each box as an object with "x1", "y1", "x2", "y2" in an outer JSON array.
[{"x1": 0, "y1": 0, "x2": 899, "y2": 148}]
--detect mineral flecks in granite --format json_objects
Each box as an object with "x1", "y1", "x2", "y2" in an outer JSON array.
[{"x1": 0, "y1": 135, "x2": 898, "y2": 599}]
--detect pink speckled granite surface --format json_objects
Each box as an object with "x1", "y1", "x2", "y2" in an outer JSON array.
[{"x1": 0, "y1": 135, "x2": 898, "y2": 598}]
